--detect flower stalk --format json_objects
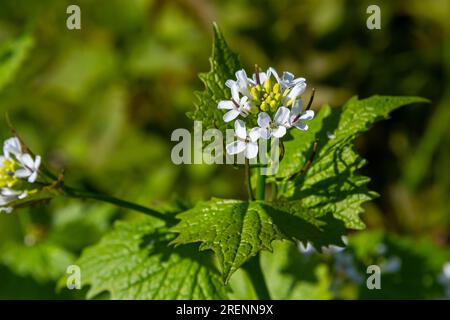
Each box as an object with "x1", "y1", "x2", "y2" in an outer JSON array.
[
  {"x1": 62, "y1": 186, "x2": 175, "y2": 225},
  {"x1": 245, "y1": 169, "x2": 271, "y2": 300}
]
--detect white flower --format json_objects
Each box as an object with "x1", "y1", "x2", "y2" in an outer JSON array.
[
  {"x1": 226, "y1": 120, "x2": 260, "y2": 159},
  {"x1": 280, "y1": 71, "x2": 306, "y2": 88},
  {"x1": 257, "y1": 106, "x2": 290, "y2": 139},
  {"x1": 1, "y1": 137, "x2": 42, "y2": 186},
  {"x1": 15, "y1": 153, "x2": 41, "y2": 183},
  {"x1": 218, "y1": 83, "x2": 251, "y2": 122},
  {"x1": 289, "y1": 100, "x2": 315, "y2": 131},
  {"x1": 225, "y1": 69, "x2": 253, "y2": 97},
  {"x1": 268, "y1": 69, "x2": 307, "y2": 102},
  {"x1": 0, "y1": 137, "x2": 43, "y2": 213}
]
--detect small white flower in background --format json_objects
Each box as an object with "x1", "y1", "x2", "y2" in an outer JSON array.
[
  {"x1": 289, "y1": 100, "x2": 315, "y2": 131},
  {"x1": 438, "y1": 262, "x2": 450, "y2": 299},
  {"x1": 226, "y1": 120, "x2": 260, "y2": 159},
  {"x1": 327, "y1": 131, "x2": 336, "y2": 140},
  {"x1": 381, "y1": 256, "x2": 402, "y2": 273},
  {"x1": 333, "y1": 252, "x2": 364, "y2": 284},
  {"x1": 298, "y1": 241, "x2": 315, "y2": 256},
  {"x1": 0, "y1": 136, "x2": 42, "y2": 213},
  {"x1": 218, "y1": 83, "x2": 252, "y2": 122},
  {"x1": 439, "y1": 262, "x2": 450, "y2": 284},
  {"x1": 257, "y1": 106, "x2": 290, "y2": 139}
]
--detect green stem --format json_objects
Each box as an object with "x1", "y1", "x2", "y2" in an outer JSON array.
[
  {"x1": 244, "y1": 254, "x2": 271, "y2": 300},
  {"x1": 63, "y1": 186, "x2": 175, "y2": 225},
  {"x1": 255, "y1": 173, "x2": 266, "y2": 201},
  {"x1": 246, "y1": 170, "x2": 271, "y2": 299},
  {"x1": 245, "y1": 159, "x2": 254, "y2": 200}
]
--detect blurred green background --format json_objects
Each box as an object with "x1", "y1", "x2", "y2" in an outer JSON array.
[{"x1": 0, "y1": 0, "x2": 448, "y2": 299}]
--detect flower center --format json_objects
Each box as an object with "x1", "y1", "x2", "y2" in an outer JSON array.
[
  {"x1": 0, "y1": 158, "x2": 19, "y2": 188},
  {"x1": 249, "y1": 77, "x2": 288, "y2": 113}
]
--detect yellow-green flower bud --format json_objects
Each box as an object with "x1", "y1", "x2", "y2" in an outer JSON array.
[
  {"x1": 269, "y1": 100, "x2": 277, "y2": 112},
  {"x1": 260, "y1": 101, "x2": 269, "y2": 112},
  {"x1": 250, "y1": 86, "x2": 260, "y2": 100},
  {"x1": 273, "y1": 83, "x2": 280, "y2": 94},
  {"x1": 263, "y1": 78, "x2": 272, "y2": 93}
]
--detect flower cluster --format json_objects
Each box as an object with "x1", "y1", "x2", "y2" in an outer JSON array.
[
  {"x1": 218, "y1": 67, "x2": 315, "y2": 159},
  {"x1": 0, "y1": 137, "x2": 41, "y2": 213}
]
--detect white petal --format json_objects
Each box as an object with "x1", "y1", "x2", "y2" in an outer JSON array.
[
  {"x1": 272, "y1": 126, "x2": 287, "y2": 138},
  {"x1": 236, "y1": 69, "x2": 248, "y2": 83},
  {"x1": 240, "y1": 95, "x2": 248, "y2": 104},
  {"x1": 231, "y1": 83, "x2": 240, "y2": 101},
  {"x1": 245, "y1": 142, "x2": 259, "y2": 159},
  {"x1": 1, "y1": 188, "x2": 20, "y2": 196},
  {"x1": 225, "y1": 79, "x2": 236, "y2": 89},
  {"x1": 34, "y1": 155, "x2": 41, "y2": 170},
  {"x1": 226, "y1": 141, "x2": 246, "y2": 155},
  {"x1": 248, "y1": 127, "x2": 261, "y2": 142},
  {"x1": 299, "y1": 110, "x2": 315, "y2": 121},
  {"x1": 15, "y1": 169, "x2": 31, "y2": 178},
  {"x1": 267, "y1": 67, "x2": 280, "y2": 83},
  {"x1": 293, "y1": 77, "x2": 306, "y2": 85},
  {"x1": 287, "y1": 82, "x2": 307, "y2": 100},
  {"x1": 3, "y1": 137, "x2": 22, "y2": 158},
  {"x1": 28, "y1": 171, "x2": 38, "y2": 183},
  {"x1": 223, "y1": 109, "x2": 240, "y2": 122},
  {"x1": 282, "y1": 71, "x2": 295, "y2": 83},
  {"x1": 294, "y1": 122, "x2": 309, "y2": 131},
  {"x1": 274, "y1": 107, "x2": 290, "y2": 125},
  {"x1": 234, "y1": 119, "x2": 247, "y2": 140},
  {"x1": 259, "y1": 128, "x2": 271, "y2": 140},
  {"x1": 257, "y1": 112, "x2": 271, "y2": 128},
  {"x1": 18, "y1": 191, "x2": 28, "y2": 199},
  {"x1": 218, "y1": 100, "x2": 235, "y2": 110},
  {"x1": 20, "y1": 154, "x2": 34, "y2": 168},
  {"x1": 258, "y1": 72, "x2": 268, "y2": 85},
  {"x1": 291, "y1": 100, "x2": 303, "y2": 116}
]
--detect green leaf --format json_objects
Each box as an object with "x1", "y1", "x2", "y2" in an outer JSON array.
[
  {"x1": 171, "y1": 199, "x2": 282, "y2": 283},
  {"x1": 171, "y1": 198, "x2": 346, "y2": 282},
  {"x1": 75, "y1": 217, "x2": 229, "y2": 299},
  {"x1": 187, "y1": 23, "x2": 241, "y2": 131},
  {"x1": 277, "y1": 96, "x2": 428, "y2": 229},
  {"x1": 0, "y1": 34, "x2": 34, "y2": 92}
]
